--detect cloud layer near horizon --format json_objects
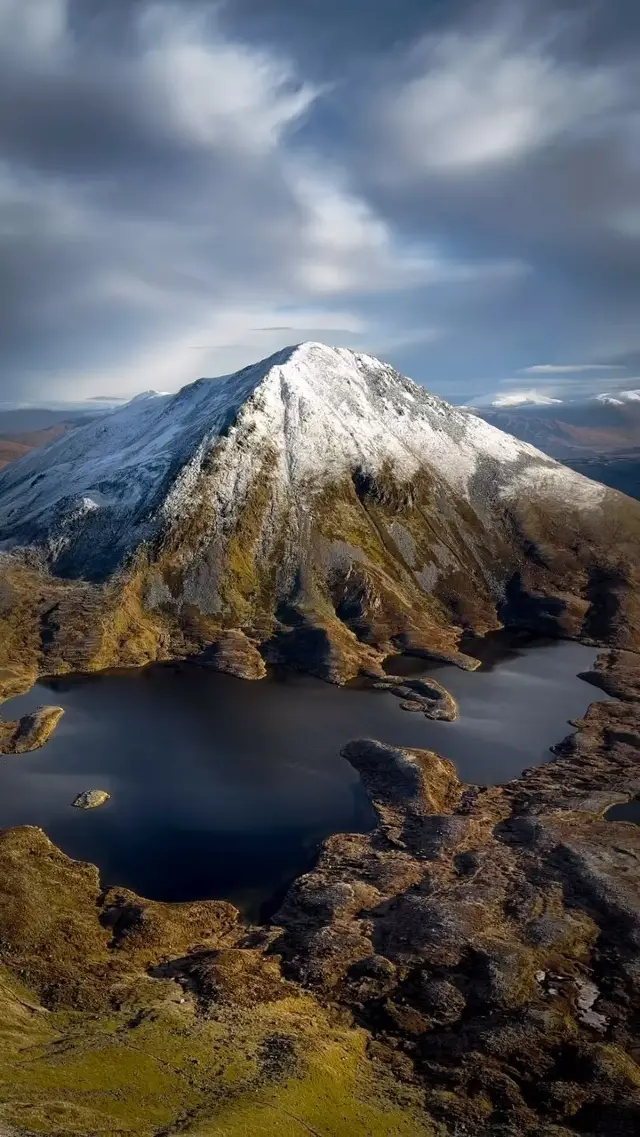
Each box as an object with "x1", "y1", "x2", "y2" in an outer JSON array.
[{"x1": 1, "y1": 0, "x2": 639, "y2": 402}]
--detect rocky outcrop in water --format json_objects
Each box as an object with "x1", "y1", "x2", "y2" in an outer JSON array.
[
  {"x1": 372, "y1": 675, "x2": 458, "y2": 720},
  {"x1": 193, "y1": 627, "x2": 267, "y2": 680},
  {"x1": 0, "y1": 705, "x2": 63, "y2": 755},
  {"x1": 71, "y1": 790, "x2": 110, "y2": 810}
]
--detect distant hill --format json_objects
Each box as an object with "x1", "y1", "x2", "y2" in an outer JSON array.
[
  {"x1": 0, "y1": 408, "x2": 107, "y2": 471},
  {"x1": 0, "y1": 424, "x2": 69, "y2": 470}
]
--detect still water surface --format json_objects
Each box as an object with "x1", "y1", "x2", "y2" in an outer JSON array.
[{"x1": 0, "y1": 635, "x2": 607, "y2": 918}]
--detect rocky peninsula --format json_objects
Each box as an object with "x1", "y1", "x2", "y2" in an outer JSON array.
[{"x1": 0, "y1": 705, "x2": 64, "y2": 756}]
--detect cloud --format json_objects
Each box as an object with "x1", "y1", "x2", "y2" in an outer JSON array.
[
  {"x1": 519, "y1": 364, "x2": 628, "y2": 374},
  {"x1": 0, "y1": 0, "x2": 67, "y2": 59},
  {"x1": 70, "y1": 305, "x2": 372, "y2": 398},
  {"x1": 3, "y1": 0, "x2": 516, "y2": 402},
  {"x1": 0, "y1": 0, "x2": 639, "y2": 404},
  {"x1": 136, "y1": 2, "x2": 319, "y2": 154},
  {"x1": 490, "y1": 389, "x2": 562, "y2": 407},
  {"x1": 343, "y1": 1, "x2": 640, "y2": 393},
  {"x1": 378, "y1": 25, "x2": 622, "y2": 175}
]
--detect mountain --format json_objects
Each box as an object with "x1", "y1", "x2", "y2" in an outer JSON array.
[
  {"x1": 0, "y1": 342, "x2": 639, "y2": 694},
  {"x1": 475, "y1": 396, "x2": 640, "y2": 502},
  {"x1": 596, "y1": 394, "x2": 626, "y2": 406},
  {"x1": 1, "y1": 343, "x2": 640, "y2": 1135}
]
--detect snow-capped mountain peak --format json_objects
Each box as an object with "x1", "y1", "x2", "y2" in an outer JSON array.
[
  {"x1": 0, "y1": 342, "x2": 610, "y2": 583},
  {"x1": 0, "y1": 340, "x2": 636, "y2": 687}
]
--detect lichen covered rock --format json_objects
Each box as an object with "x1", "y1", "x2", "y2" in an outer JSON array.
[
  {"x1": 0, "y1": 705, "x2": 64, "y2": 755},
  {"x1": 71, "y1": 789, "x2": 110, "y2": 809}
]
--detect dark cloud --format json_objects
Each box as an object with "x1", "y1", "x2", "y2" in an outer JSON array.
[{"x1": 0, "y1": 0, "x2": 638, "y2": 403}]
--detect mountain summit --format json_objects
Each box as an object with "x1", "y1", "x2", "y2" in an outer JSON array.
[{"x1": 0, "y1": 342, "x2": 639, "y2": 685}]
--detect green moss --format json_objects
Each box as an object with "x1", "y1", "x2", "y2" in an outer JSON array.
[
  {"x1": 0, "y1": 830, "x2": 432, "y2": 1136},
  {"x1": 184, "y1": 1017, "x2": 432, "y2": 1137},
  {"x1": 0, "y1": 980, "x2": 431, "y2": 1137}
]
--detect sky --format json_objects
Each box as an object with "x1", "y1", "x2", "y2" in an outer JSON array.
[{"x1": 1, "y1": 0, "x2": 639, "y2": 406}]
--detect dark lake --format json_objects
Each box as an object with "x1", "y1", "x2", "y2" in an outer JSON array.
[
  {"x1": 606, "y1": 801, "x2": 640, "y2": 824},
  {"x1": 0, "y1": 634, "x2": 609, "y2": 920}
]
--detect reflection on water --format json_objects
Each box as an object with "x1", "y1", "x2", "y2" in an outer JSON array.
[{"x1": 0, "y1": 634, "x2": 608, "y2": 918}]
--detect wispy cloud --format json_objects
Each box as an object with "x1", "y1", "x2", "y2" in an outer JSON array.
[
  {"x1": 374, "y1": 15, "x2": 626, "y2": 176},
  {"x1": 519, "y1": 364, "x2": 627, "y2": 374},
  {"x1": 0, "y1": 0, "x2": 639, "y2": 401}
]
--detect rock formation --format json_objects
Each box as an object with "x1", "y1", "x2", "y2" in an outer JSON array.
[
  {"x1": 71, "y1": 789, "x2": 110, "y2": 809},
  {"x1": 0, "y1": 705, "x2": 63, "y2": 755}
]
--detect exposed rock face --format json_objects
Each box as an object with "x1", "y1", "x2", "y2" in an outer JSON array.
[
  {"x1": 0, "y1": 825, "x2": 240, "y2": 1014},
  {"x1": 192, "y1": 627, "x2": 266, "y2": 679},
  {"x1": 0, "y1": 826, "x2": 429, "y2": 1136},
  {"x1": 0, "y1": 342, "x2": 638, "y2": 700}
]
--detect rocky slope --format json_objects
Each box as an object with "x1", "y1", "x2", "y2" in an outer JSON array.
[{"x1": 0, "y1": 343, "x2": 639, "y2": 703}]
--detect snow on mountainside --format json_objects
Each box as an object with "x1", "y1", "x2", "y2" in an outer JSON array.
[
  {"x1": 596, "y1": 389, "x2": 640, "y2": 406},
  {"x1": 0, "y1": 342, "x2": 606, "y2": 580}
]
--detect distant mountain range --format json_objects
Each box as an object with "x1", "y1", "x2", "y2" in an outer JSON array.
[
  {"x1": 489, "y1": 390, "x2": 563, "y2": 407},
  {"x1": 485, "y1": 388, "x2": 640, "y2": 409},
  {"x1": 470, "y1": 393, "x2": 640, "y2": 501},
  {"x1": 474, "y1": 397, "x2": 640, "y2": 457},
  {"x1": 595, "y1": 389, "x2": 640, "y2": 406}
]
